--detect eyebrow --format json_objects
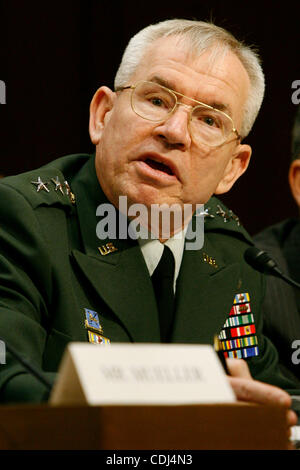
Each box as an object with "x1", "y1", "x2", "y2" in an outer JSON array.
[{"x1": 149, "y1": 75, "x2": 232, "y2": 116}]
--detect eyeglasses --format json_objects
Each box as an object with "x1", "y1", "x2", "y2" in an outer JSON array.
[{"x1": 116, "y1": 80, "x2": 241, "y2": 147}]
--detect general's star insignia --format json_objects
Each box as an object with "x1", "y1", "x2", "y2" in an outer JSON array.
[
  {"x1": 51, "y1": 176, "x2": 64, "y2": 194},
  {"x1": 196, "y1": 208, "x2": 215, "y2": 219},
  {"x1": 201, "y1": 204, "x2": 241, "y2": 226},
  {"x1": 31, "y1": 177, "x2": 49, "y2": 193},
  {"x1": 216, "y1": 204, "x2": 229, "y2": 222},
  {"x1": 64, "y1": 180, "x2": 76, "y2": 204},
  {"x1": 228, "y1": 210, "x2": 240, "y2": 226}
]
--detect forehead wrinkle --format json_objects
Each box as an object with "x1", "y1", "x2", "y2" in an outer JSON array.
[
  {"x1": 147, "y1": 74, "x2": 233, "y2": 116},
  {"x1": 148, "y1": 75, "x2": 177, "y2": 90}
]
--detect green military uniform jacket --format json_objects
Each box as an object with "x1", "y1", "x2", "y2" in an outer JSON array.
[{"x1": 0, "y1": 153, "x2": 298, "y2": 403}]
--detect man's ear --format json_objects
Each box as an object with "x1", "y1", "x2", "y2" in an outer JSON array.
[
  {"x1": 288, "y1": 159, "x2": 300, "y2": 207},
  {"x1": 214, "y1": 143, "x2": 252, "y2": 195},
  {"x1": 89, "y1": 86, "x2": 116, "y2": 144}
]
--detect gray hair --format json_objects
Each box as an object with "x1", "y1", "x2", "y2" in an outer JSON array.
[{"x1": 114, "y1": 19, "x2": 265, "y2": 138}]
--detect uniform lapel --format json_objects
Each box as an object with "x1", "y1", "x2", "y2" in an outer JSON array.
[
  {"x1": 171, "y1": 197, "x2": 254, "y2": 345},
  {"x1": 70, "y1": 156, "x2": 160, "y2": 342},
  {"x1": 172, "y1": 234, "x2": 241, "y2": 345}
]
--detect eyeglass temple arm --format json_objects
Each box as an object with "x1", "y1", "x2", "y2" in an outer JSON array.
[
  {"x1": 234, "y1": 128, "x2": 242, "y2": 141},
  {"x1": 115, "y1": 85, "x2": 133, "y2": 92}
]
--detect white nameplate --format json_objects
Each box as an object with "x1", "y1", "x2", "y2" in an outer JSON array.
[{"x1": 50, "y1": 343, "x2": 236, "y2": 405}]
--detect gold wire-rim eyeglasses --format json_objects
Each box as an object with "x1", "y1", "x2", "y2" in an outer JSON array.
[{"x1": 115, "y1": 80, "x2": 241, "y2": 147}]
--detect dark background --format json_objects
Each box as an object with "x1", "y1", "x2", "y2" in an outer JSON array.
[{"x1": 0, "y1": 0, "x2": 299, "y2": 235}]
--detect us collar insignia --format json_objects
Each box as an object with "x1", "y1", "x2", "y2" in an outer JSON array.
[
  {"x1": 84, "y1": 308, "x2": 110, "y2": 345},
  {"x1": 98, "y1": 242, "x2": 118, "y2": 256}
]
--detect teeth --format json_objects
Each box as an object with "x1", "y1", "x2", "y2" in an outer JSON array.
[{"x1": 145, "y1": 158, "x2": 173, "y2": 175}]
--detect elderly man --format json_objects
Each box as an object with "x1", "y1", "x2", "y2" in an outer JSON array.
[
  {"x1": 254, "y1": 107, "x2": 300, "y2": 385},
  {"x1": 0, "y1": 19, "x2": 298, "y2": 428}
]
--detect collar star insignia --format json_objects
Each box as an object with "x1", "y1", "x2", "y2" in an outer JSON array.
[
  {"x1": 216, "y1": 204, "x2": 229, "y2": 222},
  {"x1": 196, "y1": 208, "x2": 215, "y2": 219},
  {"x1": 64, "y1": 180, "x2": 76, "y2": 204},
  {"x1": 199, "y1": 203, "x2": 241, "y2": 226},
  {"x1": 228, "y1": 210, "x2": 240, "y2": 226},
  {"x1": 51, "y1": 176, "x2": 64, "y2": 194},
  {"x1": 31, "y1": 177, "x2": 49, "y2": 193},
  {"x1": 215, "y1": 205, "x2": 241, "y2": 225}
]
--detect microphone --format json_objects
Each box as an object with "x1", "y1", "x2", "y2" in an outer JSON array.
[
  {"x1": 0, "y1": 336, "x2": 52, "y2": 392},
  {"x1": 244, "y1": 246, "x2": 300, "y2": 290}
]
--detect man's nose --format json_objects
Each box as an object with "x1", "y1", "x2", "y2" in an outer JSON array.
[{"x1": 152, "y1": 106, "x2": 192, "y2": 149}]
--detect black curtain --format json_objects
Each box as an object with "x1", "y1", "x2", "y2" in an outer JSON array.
[{"x1": 0, "y1": 0, "x2": 299, "y2": 234}]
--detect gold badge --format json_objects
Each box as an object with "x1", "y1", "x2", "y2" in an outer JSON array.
[
  {"x1": 98, "y1": 242, "x2": 118, "y2": 256},
  {"x1": 203, "y1": 252, "x2": 218, "y2": 268}
]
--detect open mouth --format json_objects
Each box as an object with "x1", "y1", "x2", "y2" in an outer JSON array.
[{"x1": 144, "y1": 158, "x2": 174, "y2": 176}]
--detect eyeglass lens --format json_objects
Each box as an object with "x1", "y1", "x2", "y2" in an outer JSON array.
[{"x1": 131, "y1": 81, "x2": 233, "y2": 146}]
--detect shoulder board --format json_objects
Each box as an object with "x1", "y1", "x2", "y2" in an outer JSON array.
[
  {"x1": 0, "y1": 153, "x2": 92, "y2": 210},
  {"x1": 1, "y1": 167, "x2": 75, "y2": 210}
]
